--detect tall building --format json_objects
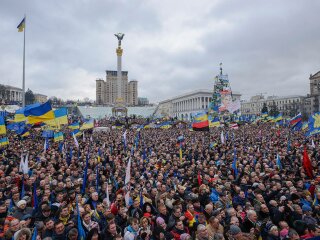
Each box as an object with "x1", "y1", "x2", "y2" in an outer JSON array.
[
  {"x1": 308, "y1": 71, "x2": 320, "y2": 113},
  {"x1": 96, "y1": 33, "x2": 138, "y2": 107},
  {"x1": 128, "y1": 80, "x2": 138, "y2": 105},
  {"x1": 96, "y1": 72, "x2": 138, "y2": 106}
]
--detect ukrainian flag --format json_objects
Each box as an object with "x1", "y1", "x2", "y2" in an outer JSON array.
[
  {"x1": 209, "y1": 117, "x2": 220, "y2": 128},
  {"x1": 159, "y1": 121, "x2": 171, "y2": 129},
  {"x1": 72, "y1": 129, "x2": 82, "y2": 137},
  {"x1": 17, "y1": 17, "x2": 25, "y2": 32},
  {"x1": 24, "y1": 101, "x2": 55, "y2": 124},
  {"x1": 14, "y1": 103, "x2": 41, "y2": 122},
  {"x1": 262, "y1": 112, "x2": 268, "y2": 118},
  {"x1": 45, "y1": 108, "x2": 68, "y2": 127},
  {"x1": 272, "y1": 113, "x2": 283, "y2": 122},
  {"x1": 302, "y1": 122, "x2": 308, "y2": 131},
  {"x1": 54, "y1": 132, "x2": 64, "y2": 142},
  {"x1": 54, "y1": 108, "x2": 68, "y2": 125},
  {"x1": 69, "y1": 122, "x2": 80, "y2": 130},
  {"x1": 21, "y1": 131, "x2": 30, "y2": 138},
  {"x1": 80, "y1": 119, "x2": 94, "y2": 130},
  {"x1": 0, "y1": 116, "x2": 6, "y2": 135},
  {"x1": 0, "y1": 137, "x2": 9, "y2": 147}
]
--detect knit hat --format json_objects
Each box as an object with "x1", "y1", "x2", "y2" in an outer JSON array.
[
  {"x1": 17, "y1": 200, "x2": 27, "y2": 208},
  {"x1": 180, "y1": 233, "x2": 191, "y2": 240},
  {"x1": 230, "y1": 225, "x2": 242, "y2": 236},
  {"x1": 265, "y1": 222, "x2": 276, "y2": 232},
  {"x1": 156, "y1": 217, "x2": 165, "y2": 225},
  {"x1": 302, "y1": 205, "x2": 312, "y2": 212}
]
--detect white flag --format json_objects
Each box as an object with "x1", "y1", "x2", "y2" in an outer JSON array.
[
  {"x1": 43, "y1": 138, "x2": 47, "y2": 152},
  {"x1": 312, "y1": 139, "x2": 316, "y2": 148},
  {"x1": 73, "y1": 133, "x2": 79, "y2": 148},
  {"x1": 23, "y1": 153, "x2": 29, "y2": 174},
  {"x1": 125, "y1": 157, "x2": 131, "y2": 185},
  {"x1": 123, "y1": 130, "x2": 127, "y2": 146},
  {"x1": 106, "y1": 184, "x2": 110, "y2": 207},
  {"x1": 124, "y1": 157, "x2": 131, "y2": 207},
  {"x1": 221, "y1": 131, "x2": 225, "y2": 144},
  {"x1": 19, "y1": 155, "x2": 24, "y2": 173}
]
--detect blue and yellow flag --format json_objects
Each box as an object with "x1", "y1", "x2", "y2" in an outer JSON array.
[
  {"x1": 302, "y1": 122, "x2": 308, "y2": 131},
  {"x1": 14, "y1": 103, "x2": 41, "y2": 122},
  {"x1": 159, "y1": 121, "x2": 171, "y2": 129},
  {"x1": 72, "y1": 129, "x2": 82, "y2": 137},
  {"x1": 69, "y1": 122, "x2": 80, "y2": 130},
  {"x1": 0, "y1": 137, "x2": 9, "y2": 147},
  {"x1": 308, "y1": 112, "x2": 320, "y2": 132},
  {"x1": 209, "y1": 116, "x2": 220, "y2": 128},
  {"x1": 262, "y1": 112, "x2": 268, "y2": 118},
  {"x1": 24, "y1": 101, "x2": 55, "y2": 124},
  {"x1": 17, "y1": 17, "x2": 25, "y2": 32},
  {"x1": 80, "y1": 119, "x2": 94, "y2": 130},
  {"x1": 0, "y1": 116, "x2": 6, "y2": 135},
  {"x1": 273, "y1": 113, "x2": 283, "y2": 122},
  {"x1": 54, "y1": 132, "x2": 64, "y2": 142},
  {"x1": 21, "y1": 130, "x2": 30, "y2": 138},
  {"x1": 45, "y1": 108, "x2": 68, "y2": 127}
]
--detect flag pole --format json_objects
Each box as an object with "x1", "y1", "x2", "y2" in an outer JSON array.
[{"x1": 22, "y1": 14, "x2": 26, "y2": 108}]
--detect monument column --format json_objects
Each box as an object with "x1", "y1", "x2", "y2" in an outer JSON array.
[
  {"x1": 115, "y1": 33, "x2": 124, "y2": 103},
  {"x1": 112, "y1": 33, "x2": 128, "y2": 117}
]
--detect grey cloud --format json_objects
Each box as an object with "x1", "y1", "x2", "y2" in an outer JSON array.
[{"x1": 0, "y1": 0, "x2": 319, "y2": 103}]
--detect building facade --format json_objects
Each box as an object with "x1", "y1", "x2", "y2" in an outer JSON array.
[
  {"x1": 96, "y1": 71, "x2": 138, "y2": 106},
  {"x1": 34, "y1": 93, "x2": 47, "y2": 103},
  {"x1": 138, "y1": 97, "x2": 149, "y2": 106},
  {"x1": 156, "y1": 89, "x2": 241, "y2": 119},
  {"x1": 241, "y1": 95, "x2": 305, "y2": 117},
  {"x1": 0, "y1": 85, "x2": 23, "y2": 104},
  {"x1": 240, "y1": 71, "x2": 320, "y2": 118}
]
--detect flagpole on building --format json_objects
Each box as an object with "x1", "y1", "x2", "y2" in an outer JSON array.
[{"x1": 22, "y1": 14, "x2": 26, "y2": 108}]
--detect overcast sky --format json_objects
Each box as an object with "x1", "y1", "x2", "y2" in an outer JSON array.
[{"x1": 0, "y1": 0, "x2": 319, "y2": 103}]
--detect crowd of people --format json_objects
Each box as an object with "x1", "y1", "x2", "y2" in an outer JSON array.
[{"x1": 0, "y1": 118, "x2": 320, "y2": 240}]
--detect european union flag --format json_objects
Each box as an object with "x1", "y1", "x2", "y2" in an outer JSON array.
[{"x1": 42, "y1": 130, "x2": 54, "y2": 138}]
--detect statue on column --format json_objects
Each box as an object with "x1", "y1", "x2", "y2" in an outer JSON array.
[{"x1": 114, "y1": 33, "x2": 125, "y2": 47}]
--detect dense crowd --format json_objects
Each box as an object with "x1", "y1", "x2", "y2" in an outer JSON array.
[{"x1": 0, "y1": 120, "x2": 320, "y2": 240}]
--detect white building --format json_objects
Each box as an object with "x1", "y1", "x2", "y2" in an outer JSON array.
[
  {"x1": 0, "y1": 85, "x2": 23, "y2": 103},
  {"x1": 156, "y1": 89, "x2": 241, "y2": 119},
  {"x1": 241, "y1": 95, "x2": 305, "y2": 117}
]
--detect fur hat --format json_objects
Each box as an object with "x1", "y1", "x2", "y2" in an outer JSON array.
[{"x1": 13, "y1": 228, "x2": 31, "y2": 240}]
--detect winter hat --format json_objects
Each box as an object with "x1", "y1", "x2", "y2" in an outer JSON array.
[
  {"x1": 180, "y1": 233, "x2": 191, "y2": 240},
  {"x1": 17, "y1": 200, "x2": 27, "y2": 208},
  {"x1": 302, "y1": 205, "x2": 312, "y2": 212},
  {"x1": 230, "y1": 225, "x2": 242, "y2": 236},
  {"x1": 156, "y1": 217, "x2": 165, "y2": 225}
]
